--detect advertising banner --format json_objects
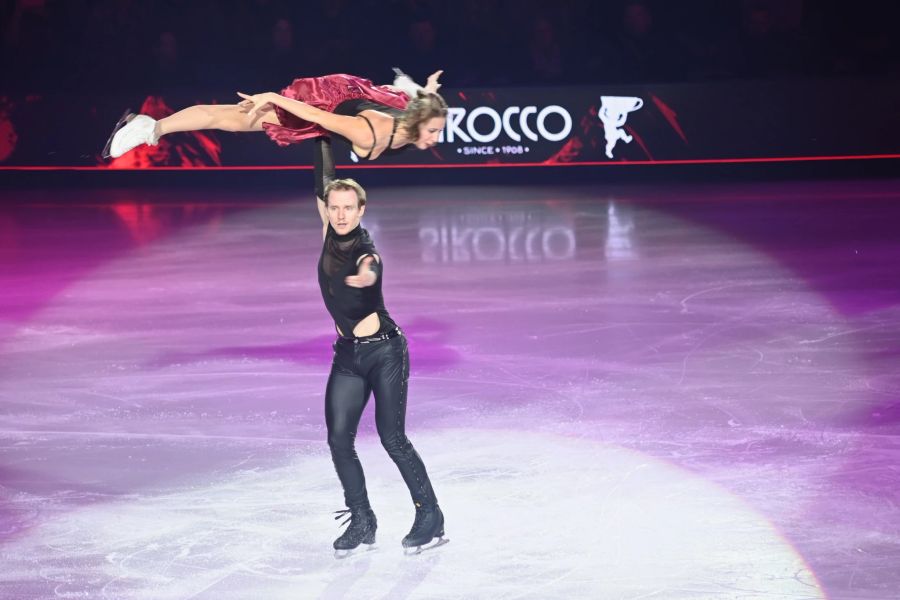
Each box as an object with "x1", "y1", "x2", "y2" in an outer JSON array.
[{"x1": 1, "y1": 78, "x2": 898, "y2": 169}]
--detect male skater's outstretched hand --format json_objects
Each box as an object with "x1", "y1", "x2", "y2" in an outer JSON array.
[{"x1": 345, "y1": 256, "x2": 378, "y2": 288}]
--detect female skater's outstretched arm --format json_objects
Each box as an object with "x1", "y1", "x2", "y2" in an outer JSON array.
[{"x1": 236, "y1": 92, "x2": 374, "y2": 149}]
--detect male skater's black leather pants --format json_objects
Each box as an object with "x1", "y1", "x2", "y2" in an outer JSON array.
[{"x1": 325, "y1": 331, "x2": 437, "y2": 510}]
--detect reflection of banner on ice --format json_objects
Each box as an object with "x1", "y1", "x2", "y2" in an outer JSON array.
[
  {"x1": 419, "y1": 206, "x2": 577, "y2": 263},
  {"x1": 598, "y1": 96, "x2": 644, "y2": 159},
  {"x1": 416, "y1": 200, "x2": 640, "y2": 264}
]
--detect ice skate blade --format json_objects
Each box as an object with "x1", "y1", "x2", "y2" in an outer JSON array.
[
  {"x1": 403, "y1": 536, "x2": 449, "y2": 556},
  {"x1": 102, "y1": 110, "x2": 135, "y2": 159},
  {"x1": 334, "y1": 543, "x2": 376, "y2": 560}
]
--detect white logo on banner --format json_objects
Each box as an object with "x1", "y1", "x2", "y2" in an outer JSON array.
[
  {"x1": 598, "y1": 96, "x2": 643, "y2": 158},
  {"x1": 443, "y1": 106, "x2": 573, "y2": 144}
]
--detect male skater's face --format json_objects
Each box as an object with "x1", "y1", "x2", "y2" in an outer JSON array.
[{"x1": 327, "y1": 189, "x2": 366, "y2": 235}]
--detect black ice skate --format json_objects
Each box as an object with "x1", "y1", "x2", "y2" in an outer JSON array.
[
  {"x1": 402, "y1": 503, "x2": 448, "y2": 555},
  {"x1": 333, "y1": 505, "x2": 377, "y2": 559}
]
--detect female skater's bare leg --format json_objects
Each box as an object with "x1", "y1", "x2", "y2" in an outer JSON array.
[
  {"x1": 106, "y1": 103, "x2": 279, "y2": 158},
  {"x1": 155, "y1": 104, "x2": 277, "y2": 137}
]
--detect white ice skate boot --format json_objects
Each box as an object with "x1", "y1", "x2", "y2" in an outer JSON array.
[
  {"x1": 105, "y1": 113, "x2": 159, "y2": 158},
  {"x1": 392, "y1": 67, "x2": 423, "y2": 98}
]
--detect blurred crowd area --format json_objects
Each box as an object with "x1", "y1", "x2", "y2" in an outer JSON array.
[{"x1": 2, "y1": 0, "x2": 898, "y2": 94}]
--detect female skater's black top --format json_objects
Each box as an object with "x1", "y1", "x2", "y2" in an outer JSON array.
[
  {"x1": 318, "y1": 223, "x2": 396, "y2": 338},
  {"x1": 312, "y1": 100, "x2": 409, "y2": 199},
  {"x1": 334, "y1": 99, "x2": 405, "y2": 159}
]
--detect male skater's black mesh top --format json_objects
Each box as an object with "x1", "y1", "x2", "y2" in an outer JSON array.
[{"x1": 318, "y1": 223, "x2": 396, "y2": 338}]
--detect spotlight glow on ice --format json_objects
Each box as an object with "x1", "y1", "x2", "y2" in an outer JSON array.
[{"x1": 1, "y1": 430, "x2": 823, "y2": 599}]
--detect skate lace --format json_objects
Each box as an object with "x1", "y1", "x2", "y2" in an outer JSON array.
[{"x1": 334, "y1": 508, "x2": 353, "y2": 528}]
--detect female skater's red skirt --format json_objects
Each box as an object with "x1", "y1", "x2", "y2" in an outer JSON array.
[{"x1": 262, "y1": 73, "x2": 409, "y2": 147}]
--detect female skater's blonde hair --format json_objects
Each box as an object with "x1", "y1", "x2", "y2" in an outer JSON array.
[{"x1": 397, "y1": 91, "x2": 448, "y2": 142}]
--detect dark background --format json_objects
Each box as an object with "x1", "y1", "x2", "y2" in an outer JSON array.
[
  {"x1": 2, "y1": 0, "x2": 899, "y2": 177},
  {"x1": 4, "y1": 0, "x2": 897, "y2": 93}
]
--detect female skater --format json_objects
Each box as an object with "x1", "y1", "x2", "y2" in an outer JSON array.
[{"x1": 104, "y1": 69, "x2": 446, "y2": 161}]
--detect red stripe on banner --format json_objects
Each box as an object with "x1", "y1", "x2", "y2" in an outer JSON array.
[{"x1": 1, "y1": 153, "x2": 900, "y2": 171}]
